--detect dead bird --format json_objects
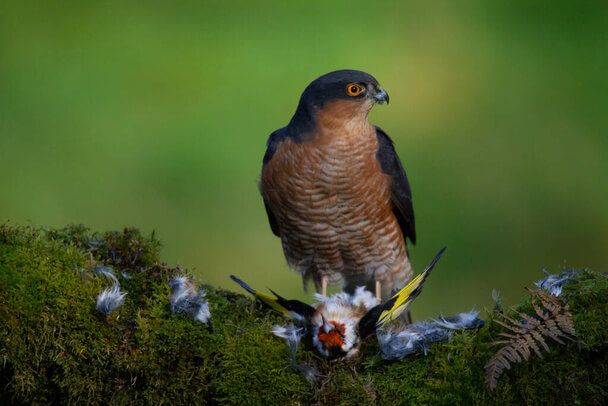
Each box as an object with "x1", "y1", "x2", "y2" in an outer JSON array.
[{"x1": 232, "y1": 247, "x2": 445, "y2": 358}]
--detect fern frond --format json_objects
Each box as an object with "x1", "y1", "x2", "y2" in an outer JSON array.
[
  {"x1": 516, "y1": 309, "x2": 541, "y2": 327},
  {"x1": 484, "y1": 289, "x2": 577, "y2": 393},
  {"x1": 490, "y1": 339, "x2": 514, "y2": 346},
  {"x1": 511, "y1": 336, "x2": 531, "y2": 361},
  {"x1": 499, "y1": 312, "x2": 530, "y2": 330},
  {"x1": 557, "y1": 313, "x2": 576, "y2": 337},
  {"x1": 522, "y1": 330, "x2": 543, "y2": 358},
  {"x1": 527, "y1": 329, "x2": 550, "y2": 353},
  {"x1": 533, "y1": 289, "x2": 564, "y2": 315},
  {"x1": 493, "y1": 315, "x2": 526, "y2": 334}
]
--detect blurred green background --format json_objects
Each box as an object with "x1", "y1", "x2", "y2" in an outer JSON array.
[{"x1": 1, "y1": 1, "x2": 607, "y2": 319}]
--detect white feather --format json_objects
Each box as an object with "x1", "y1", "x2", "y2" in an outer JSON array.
[
  {"x1": 272, "y1": 323, "x2": 306, "y2": 359},
  {"x1": 272, "y1": 322, "x2": 318, "y2": 383},
  {"x1": 168, "y1": 276, "x2": 210, "y2": 324},
  {"x1": 378, "y1": 310, "x2": 484, "y2": 360},
  {"x1": 534, "y1": 269, "x2": 577, "y2": 297},
  {"x1": 96, "y1": 282, "x2": 127, "y2": 316},
  {"x1": 94, "y1": 266, "x2": 127, "y2": 317},
  {"x1": 310, "y1": 287, "x2": 379, "y2": 357}
]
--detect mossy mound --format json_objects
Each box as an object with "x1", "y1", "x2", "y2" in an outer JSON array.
[{"x1": 1, "y1": 224, "x2": 607, "y2": 405}]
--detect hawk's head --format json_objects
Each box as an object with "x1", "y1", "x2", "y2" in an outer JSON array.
[{"x1": 288, "y1": 70, "x2": 389, "y2": 134}]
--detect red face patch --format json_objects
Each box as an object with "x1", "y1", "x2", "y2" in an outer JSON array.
[{"x1": 317, "y1": 321, "x2": 346, "y2": 350}]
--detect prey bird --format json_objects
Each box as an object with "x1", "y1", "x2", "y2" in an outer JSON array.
[
  {"x1": 231, "y1": 247, "x2": 445, "y2": 358},
  {"x1": 261, "y1": 70, "x2": 415, "y2": 300}
]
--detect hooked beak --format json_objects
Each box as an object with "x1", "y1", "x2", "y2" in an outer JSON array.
[{"x1": 373, "y1": 86, "x2": 389, "y2": 105}]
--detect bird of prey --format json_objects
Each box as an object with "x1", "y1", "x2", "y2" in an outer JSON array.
[
  {"x1": 231, "y1": 247, "x2": 445, "y2": 358},
  {"x1": 261, "y1": 70, "x2": 415, "y2": 300}
]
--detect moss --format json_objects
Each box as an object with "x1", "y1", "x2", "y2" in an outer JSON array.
[{"x1": 1, "y1": 223, "x2": 607, "y2": 405}]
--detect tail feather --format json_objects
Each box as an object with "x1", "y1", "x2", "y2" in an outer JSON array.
[
  {"x1": 230, "y1": 275, "x2": 291, "y2": 315},
  {"x1": 230, "y1": 275, "x2": 316, "y2": 318}
]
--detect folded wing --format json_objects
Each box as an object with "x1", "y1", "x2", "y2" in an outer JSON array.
[{"x1": 358, "y1": 247, "x2": 446, "y2": 339}]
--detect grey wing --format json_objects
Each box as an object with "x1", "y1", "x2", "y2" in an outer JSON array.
[{"x1": 375, "y1": 126, "x2": 416, "y2": 245}]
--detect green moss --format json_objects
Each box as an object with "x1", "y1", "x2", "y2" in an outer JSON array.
[{"x1": 1, "y1": 224, "x2": 607, "y2": 405}]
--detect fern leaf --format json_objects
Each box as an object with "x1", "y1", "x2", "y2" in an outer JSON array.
[
  {"x1": 533, "y1": 289, "x2": 563, "y2": 315},
  {"x1": 556, "y1": 313, "x2": 576, "y2": 336},
  {"x1": 493, "y1": 315, "x2": 527, "y2": 334},
  {"x1": 516, "y1": 310, "x2": 542, "y2": 328},
  {"x1": 527, "y1": 328, "x2": 550, "y2": 353},
  {"x1": 544, "y1": 319, "x2": 567, "y2": 344},
  {"x1": 512, "y1": 336, "x2": 531, "y2": 361},
  {"x1": 499, "y1": 312, "x2": 530, "y2": 331},
  {"x1": 491, "y1": 339, "x2": 514, "y2": 346},
  {"x1": 484, "y1": 289, "x2": 577, "y2": 393},
  {"x1": 522, "y1": 330, "x2": 543, "y2": 358}
]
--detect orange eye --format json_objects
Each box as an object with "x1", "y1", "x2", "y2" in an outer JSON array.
[{"x1": 346, "y1": 83, "x2": 364, "y2": 96}]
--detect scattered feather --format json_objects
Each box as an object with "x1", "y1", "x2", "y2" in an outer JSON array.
[
  {"x1": 272, "y1": 322, "x2": 318, "y2": 384},
  {"x1": 293, "y1": 361, "x2": 319, "y2": 384},
  {"x1": 435, "y1": 311, "x2": 485, "y2": 330},
  {"x1": 96, "y1": 282, "x2": 127, "y2": 317},
  {"x1": 378, "y1": 310, "x2": 484, "y2": 360},
  {"x1": 92, "y1": 266, "x2": 118, "y2": 281},
  {"x1": 272, "y1": 323, "x2": 306, "y2": 360},
  {"x1": 312, "y1": 285, "x2": 379, "y2": 310},
  {"x1": 94, "y1": 266, "x2": 127, "y2": 317},
  {"x1": 534, "y1": 269, "x2": 578, "y2": 297},
  {"x1": 169, "y1": 277, "x2": 210, "y2": 324},
  {"x1": 491, "y1": 289, "x2": 502, "y2": 312}
]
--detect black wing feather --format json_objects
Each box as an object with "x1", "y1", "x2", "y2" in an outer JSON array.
[
  {"x1": 268, "y1": 289, "x2": 317, "y2": 319},
  {"x1": 230, "y1": 275, "x2": 316, "y2": 319},
  {"x1": 262, "y1": 128, "x2": 288, "y2": 237},
  {"x1": 358, "y1": 299, "x2": 397, "y2": 340},
  {"x1": 263, "y1": 128, "x2": 286, "y2": 165},
  {"x1": 375, "y1": 126, "x2": 416, "y2": 245},
  {"x1": 263, "y1": 200, "x2": 280, "y2": 237}
]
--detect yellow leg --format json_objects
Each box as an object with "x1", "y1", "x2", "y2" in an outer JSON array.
[
  {"x1": 375, "y1": 280, "x2": 381, "y2": 301},
  {"x1": 321, "y1": 276, "x2": 328, "y2": 296}
]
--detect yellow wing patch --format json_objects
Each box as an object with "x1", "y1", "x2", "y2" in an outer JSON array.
[
  {"x1": 230, "y1": 275, "x2": 292, "y2": 316},
  {"x1": 376, "y1": 246, "x2": 446, "y2": 327},
  {"x1": 376, "y1": 271, "x2": 428, "y2": 326},
  {"x1": 254, "y1": 291, "x2": 292, "y2": 315}
]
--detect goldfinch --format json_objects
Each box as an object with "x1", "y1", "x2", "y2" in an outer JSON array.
[{"x1": 231, "y1": 247, "x2": 445, "y2": 358}]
